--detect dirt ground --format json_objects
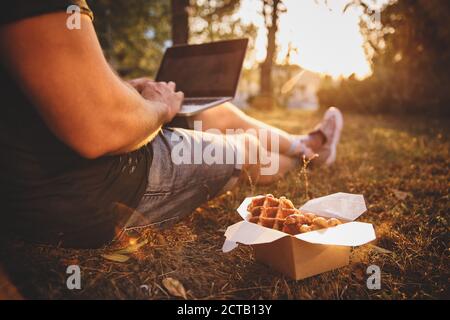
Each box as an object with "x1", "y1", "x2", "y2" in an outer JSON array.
[{"x1": 0, "y1": 110, "x2": 448, "y2": 299}]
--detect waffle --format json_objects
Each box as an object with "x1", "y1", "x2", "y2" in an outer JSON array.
[{"x1": 247, "y1": 194, "x2": 342, "y2": 235}]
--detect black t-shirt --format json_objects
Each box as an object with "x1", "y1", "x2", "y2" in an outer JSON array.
[{"x1": 0, "y1": 1, "x2": 151, "y2": 248}]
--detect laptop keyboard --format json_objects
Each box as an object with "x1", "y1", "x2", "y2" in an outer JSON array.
[{"x1": 183, "y1": 98, "x2": 221, "y2": 106}]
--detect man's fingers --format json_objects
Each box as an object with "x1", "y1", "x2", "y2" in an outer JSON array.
[
  {"x1": 128, "y1": 78, "x2": 153, "y2": 92},
  {"x1": 168, "y1": 81, "x2": 176, "y2": 91},
  {"x1": 158, "y1": 81, "x2": 177, "y2": 93},
  {"x1": 176, "y1": 91, "x2": 184, "y2": 101}
]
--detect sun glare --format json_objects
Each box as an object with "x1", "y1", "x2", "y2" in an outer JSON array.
[{"x1": 238, "y1": 0, "x2": 374, "y2": 79}]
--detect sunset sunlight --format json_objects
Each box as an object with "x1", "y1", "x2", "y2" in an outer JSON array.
[{"x1": 238, "y1": 0, "x2": 375, "y2": 78}]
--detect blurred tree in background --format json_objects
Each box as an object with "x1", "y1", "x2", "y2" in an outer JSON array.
[
  {"x1": 89, "y1": 0, "x2": 171, "y2": 78},
  {"x1": 259, "y1": 0, "x2": 284, "y2": 98},
  {"x1": 318, "y1": 0, "x2": 450, "y2": 114},
  {"x1": 171, "y1": 0, "x2": 190, "y2": 45},
  {"x1": 190, "y1": 0, "x2": 256, "y2": 43}
]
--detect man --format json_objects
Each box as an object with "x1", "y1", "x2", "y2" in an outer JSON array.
[{"x1": 0, "y1": 1, "x2": 343, "y2": 248}]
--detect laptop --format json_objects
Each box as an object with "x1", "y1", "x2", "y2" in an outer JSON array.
[{"x1": 156, "y1": 38, "x2": 249, "y2": 117}]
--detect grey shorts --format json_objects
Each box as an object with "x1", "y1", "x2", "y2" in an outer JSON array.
[{"x1": 125, "y1": 126, "x2": 241, "y2": 229}]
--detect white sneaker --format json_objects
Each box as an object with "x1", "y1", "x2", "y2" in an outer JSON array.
[{"x1": 314, "y1": 107, "x2": 344, "y2": 166}]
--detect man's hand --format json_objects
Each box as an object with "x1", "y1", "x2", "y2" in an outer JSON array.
[
  {"x1": 128, "y1": 78, "x2": 184, "y2": 123},
  {"x1": 127, "y1": 77, "x2": 153, "y2": 92}
]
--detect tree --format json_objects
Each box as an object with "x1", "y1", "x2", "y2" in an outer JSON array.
[
  {"x1": 250, "y1": 0, "x2": 285, "y2": 109},
  {"x1": 171, "y1": 0, "x2": 190, "y2": 44},
  {"x1": 189, "y1": 0, "x2": 255, "y2": 43},
  {"x1": 318, "y1": 0, "x2": 450, "y2": 114},
  {"x1": 89, "y1": 0, "x2": 171, "y2": 78},
  {"x1": 260, "y1": 0, "x2": 283, "y2": 96}
]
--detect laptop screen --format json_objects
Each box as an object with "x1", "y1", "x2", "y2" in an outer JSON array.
[{"x1": 156, "y1": 39, "x2": 248, "y2": 98}]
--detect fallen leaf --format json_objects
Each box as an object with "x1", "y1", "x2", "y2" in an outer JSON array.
[
  {"x1": 391, "y1": 189, "x2": 412, "y2": 201},
  {"x1": 101, "y1": 253, "x2": 130, "y2": 263},
  {"x1": 115, "y1": 239, "x2": 148, "y2": 254},
  {"x1": 162, "y1": 277, "x2": 187, "y2": 299}
]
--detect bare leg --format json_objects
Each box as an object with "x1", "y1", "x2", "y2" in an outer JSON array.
[
  {"x1": 191, "y1": 102, "x2": 324, "y2": 156},
  {"x1": 190, "y1": 105, "x2": 343, "y2": 188},
  {"x1": 230, "y1": 133, "x2": 297, "y2": 186},
  {"x1": 189, "y1": 103, "x2": 328, "y2": 186}
]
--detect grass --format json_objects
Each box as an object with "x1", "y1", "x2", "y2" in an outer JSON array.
[{"x1": 0, "y1": 110, "x2": 449, "y2": 300}]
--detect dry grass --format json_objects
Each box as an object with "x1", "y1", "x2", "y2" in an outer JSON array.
[{"x1": 1, "y1": 110, "x2": 449, "y2": 300}]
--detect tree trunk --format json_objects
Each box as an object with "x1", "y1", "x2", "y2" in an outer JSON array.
[
  {"x1": 171, "y1": 0, "x2": 190, "y2": 45},
  {"x1": 260, "y1": 0, "x2": 281, "y2": 98}
]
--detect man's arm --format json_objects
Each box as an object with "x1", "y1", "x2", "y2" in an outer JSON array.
[{"x1": 0, "y1": 12, "x2": 182, "y2": 159}]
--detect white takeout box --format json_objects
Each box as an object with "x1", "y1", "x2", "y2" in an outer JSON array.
[{"x1": 222, "y1": 193, "x2": 376, "y2": 280}]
